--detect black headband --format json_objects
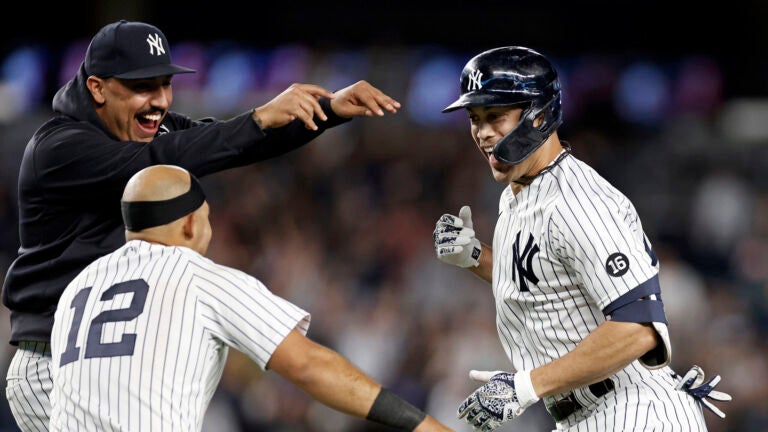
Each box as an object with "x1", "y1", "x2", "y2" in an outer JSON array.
[{"x1": 121, "y1": 174, "x2": 206, "y2": 232}]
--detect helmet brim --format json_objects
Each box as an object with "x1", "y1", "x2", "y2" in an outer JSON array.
[{"x1": 442, "y1": 92, "x2": 530, "y2": 113}]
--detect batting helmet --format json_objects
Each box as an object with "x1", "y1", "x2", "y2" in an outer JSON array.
[{"x1": 443, "y1": 46, "x2": 563, "y2": 165}]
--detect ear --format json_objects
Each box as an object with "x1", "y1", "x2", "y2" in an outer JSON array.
[
  {"x1": 86, "y1": 76, "x2": 106, "y2": 104},
  {"x1": 182, "y1": 212, "x2": 195, "y2": 240}
]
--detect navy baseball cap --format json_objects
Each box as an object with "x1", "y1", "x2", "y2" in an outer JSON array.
[{"x1": 84, "y1": 20, "x2": 196, "y2": 79}]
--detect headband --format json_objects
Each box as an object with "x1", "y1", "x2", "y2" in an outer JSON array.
[{"x1": 121, "y1": 174, "x2": 206, "y2": 232}]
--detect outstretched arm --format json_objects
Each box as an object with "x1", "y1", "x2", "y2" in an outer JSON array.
[
  {"x1": 267, "y1": 330, "x2": 451, "y2": 431},
  {"x1": 252, "y1": 80, "x2": 400, "y2": 130},
  {"x1": 238, "y1": 80, "x2": 401, "y2": 166}
]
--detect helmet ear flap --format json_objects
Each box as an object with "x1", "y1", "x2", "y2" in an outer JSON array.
[
  {"x1": 492, "y1": 85, "x2": 563, "y2": 165},
  {"x1": 493, "y1": 100, "x2": 560, "y2": 165}
]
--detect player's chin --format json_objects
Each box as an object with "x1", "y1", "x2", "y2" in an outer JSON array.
[{"x1": 490, "y1": 167, "x2": 511, "y2": 184}]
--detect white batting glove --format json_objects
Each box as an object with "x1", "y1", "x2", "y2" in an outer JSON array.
[
  {"x1": 433, "y1": 206, "x2": 481, "y2": 268},
  {"x1": 675, "y1": 365, "x2": 732, "y2": 418},
  {"x1": 457, "y1": 370, "x2": 539, "y2": 431}
]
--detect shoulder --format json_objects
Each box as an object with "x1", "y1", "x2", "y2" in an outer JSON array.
[
  {"x1": 30, "y1": 115, "x2": 101, "y2": 149},
  {"x1": 551, "y1": 155, "x2": 629, "y2": 206},
  {"x1": 181, "y1": 248, "x2": 266, "y2": 289},
  {"x1": 160, "y1": 111, "x2": 198, "y2": 132}
]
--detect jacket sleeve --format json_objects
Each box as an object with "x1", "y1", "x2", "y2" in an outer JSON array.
[
  {"x1": 34, "y1": 112, "x2": 262, "y2": 199},
  {"x1": 236, "y1": 97, "x2": 351, "y2": 165},
  {"x1": 34, "y1": 99, "x2": 350, "y2": 200}
]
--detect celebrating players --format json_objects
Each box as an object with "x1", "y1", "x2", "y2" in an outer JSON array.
[
  {"x1": 2, "y1": 19, "x2": 400, "y2": 431},
  {"x1": 432, "y1": 46, "x2": 731, "y2": 431},
  {"x1": 49, "y1": 165, "x2": 452, "y2": 432}
]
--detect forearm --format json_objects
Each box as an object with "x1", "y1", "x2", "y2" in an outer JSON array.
[
  {"x1": 469, "y1": 242, "x2": 493, "y2": 283},
  {"x1": 268, "y1": 331, "x2": 434, "y2": 430},
  {"x1": 276, "y1": 338, "x2": 381, "y2": 417},
  {"x1": 531, "y1": 321, "x2": 659, "y2": 398},
  {"x1": 240, "y1": 103, "x2": 349, "y2": 164}
]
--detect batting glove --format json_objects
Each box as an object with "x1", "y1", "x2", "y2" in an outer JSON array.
[
  {"x1": 457, "y1": 370, "x2": 539, "y2": 432},
  {"x1": 433, "y1": 206, "x2": 481, "y2": 268},
  {"x1": 675, "y1": 365, "x2": 732, "y2": 418}
]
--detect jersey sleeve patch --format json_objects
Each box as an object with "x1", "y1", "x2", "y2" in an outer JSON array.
[{"x1": 604, "y1": 252, "x2": 630, "y2": 277}]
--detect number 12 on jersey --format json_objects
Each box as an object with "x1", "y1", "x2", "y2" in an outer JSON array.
[{"x1": 59, "y1": 279, "x2": 149, "y2": 367}]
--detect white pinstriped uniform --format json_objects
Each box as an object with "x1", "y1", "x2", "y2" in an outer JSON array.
[
  {"x1": 6, "y1": 341, "x2": 53, "y2": 432},
  {"x1": 49, "y1": 239, "x2": 310, "y2": 431},
  {"x1": 493, "y1": 152, "x2": 707, "y2": 431}
]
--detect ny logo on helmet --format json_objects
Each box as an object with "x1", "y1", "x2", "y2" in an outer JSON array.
[
  {"x1": 146, "y1": 33, "x2": 166, "y2": 56},
  {"x1": 467, "y1": 69, "x2": 483, "y2": 91}
]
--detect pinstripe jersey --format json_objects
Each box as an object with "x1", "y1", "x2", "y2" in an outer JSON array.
[
  {"x1": 49, "y1": 239, "x2": 310, "y2": 432},
  {"x1": 493, "y1": 152, "x2": 707, "y2": 431}
]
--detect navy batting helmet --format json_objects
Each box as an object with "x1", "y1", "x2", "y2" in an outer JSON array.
[{"x1": 443, "y1": 46, "x2": 563, "y2": 165}]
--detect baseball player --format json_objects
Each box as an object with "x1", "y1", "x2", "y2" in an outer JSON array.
[
  {"x1": 2, "y1": 20, "x2": 400, "y2": 431},
  {"x1": 432, "y1": 46, "x2": 731, "y2": 431},
  {"x1": 49, "y1": 165, "x2": 451, "y2": 432}
]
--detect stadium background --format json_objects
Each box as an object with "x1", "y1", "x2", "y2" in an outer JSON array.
[{"x1": 0, "y1": 1, "x2": 766, "y2": 431}]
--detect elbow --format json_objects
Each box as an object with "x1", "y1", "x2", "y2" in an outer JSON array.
[{"x1": 638, "y1": 323, "x2": 661, "y2": 354}]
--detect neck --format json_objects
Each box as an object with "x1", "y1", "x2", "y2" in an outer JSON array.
[{"x1": 511, "y1": 136, "x2": 567, "y2": 192}]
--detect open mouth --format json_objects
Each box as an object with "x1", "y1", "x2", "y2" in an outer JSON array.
[{"x1": 137, "y1": 112, "x2": 162, "y2": 134}]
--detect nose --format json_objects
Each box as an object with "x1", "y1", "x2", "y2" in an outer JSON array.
[
  {"x1": 149, "y1": 86, "x2": 172, "y2": 111},
  {"x1": 475, "y1": 120, "x2": 496, "y2": 143}
]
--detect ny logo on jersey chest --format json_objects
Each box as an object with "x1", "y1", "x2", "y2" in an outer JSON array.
[{"x1": 511, "y1": 232, "x2": 539, "y2": 292}]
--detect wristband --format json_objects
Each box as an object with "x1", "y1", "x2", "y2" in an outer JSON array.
[
  {"x1": 514, "y1": 369, "x2": 540, "y2": 410},
  {"x1": 366, "y1": 387, "x2": 426, "y2": 431}
]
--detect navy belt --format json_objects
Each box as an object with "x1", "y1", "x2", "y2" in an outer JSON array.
[{"x1": 545, "y1": 378, "x2": 615, "y2": 422}]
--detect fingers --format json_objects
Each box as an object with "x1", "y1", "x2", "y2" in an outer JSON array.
[
  {"x1": 474, "y1": 412, "x2": 493, "y2": 431},
  {"x1": 332, "y1": 80, "x2": 401, "y2": 118},
  {"x1": 459, "y1": 206, "x2": 473, "y2": 229},
  {"x1": 675, "y1": 367, "x2": 701, "y2": 391},
  {"x1": 255, "y1": 83, "x2": 334, "y2": 130},
  {"x1": 708, "y1": 390, "x2": 732, "y2": 401},
  {"x1": 352, "y1": 80, "x2": 401, "y2": 115},
  {"x1": 435, "y1": 229, "x2": 475, "y2": 244},
  {"x1": 701, "y1": 399, "x2": 727, "y2": 418},
  {"x1": 287, "y1": 85, "x2": 329, "y2": 130},
  {"x1": 705, "y1": 375, "x2": 721, "y2": 388},
  {"x1": 469, "y1": 370, "x2": 503, "y2": 383},
  {"x1": 457, "y1": 395, "x2": 478, "y2": 419},
  {"x1": 436, "y1": 213, "x2": 464, "y2": 229}
]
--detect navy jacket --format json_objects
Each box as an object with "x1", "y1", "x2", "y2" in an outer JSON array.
[{"x1": 2, "y1": 64, "x2": 349, "y2": 343}]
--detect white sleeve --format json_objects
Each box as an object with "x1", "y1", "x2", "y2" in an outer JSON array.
[
  {"x1": 553, "y1": 190, "x2": 670, "y2": 368},
  {"x1": 192, "y1": 263, "x2": 310, "y2": 370}
]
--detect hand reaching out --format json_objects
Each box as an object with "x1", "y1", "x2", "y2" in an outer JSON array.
[
  {"x1": 252, "y1": 83, "x2": 334, "y2": 130},
  {"x1": 330, "y1": 80, "x2": 400, "y2": 118}
]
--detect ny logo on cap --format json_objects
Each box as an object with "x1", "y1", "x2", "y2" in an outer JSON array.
[
  {"x1": 146, "y1": 33, "x2": 166, "y2": 56},
  {"x1": 467, "y1": 69, "x2": 483, "y2": 91}
]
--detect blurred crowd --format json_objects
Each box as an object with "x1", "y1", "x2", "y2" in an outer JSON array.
[{"x1": 0, "y1": 44, "x2": 766, "y2": 432}]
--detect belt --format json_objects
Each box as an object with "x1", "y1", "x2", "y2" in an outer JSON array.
[{"x1": 545, "y1": 378, "x2": 615, "y2": 422}]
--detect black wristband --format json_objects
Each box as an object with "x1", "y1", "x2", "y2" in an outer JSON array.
[{"x1": 366, "y1": 387, "x2": 426, "y2": 431}]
